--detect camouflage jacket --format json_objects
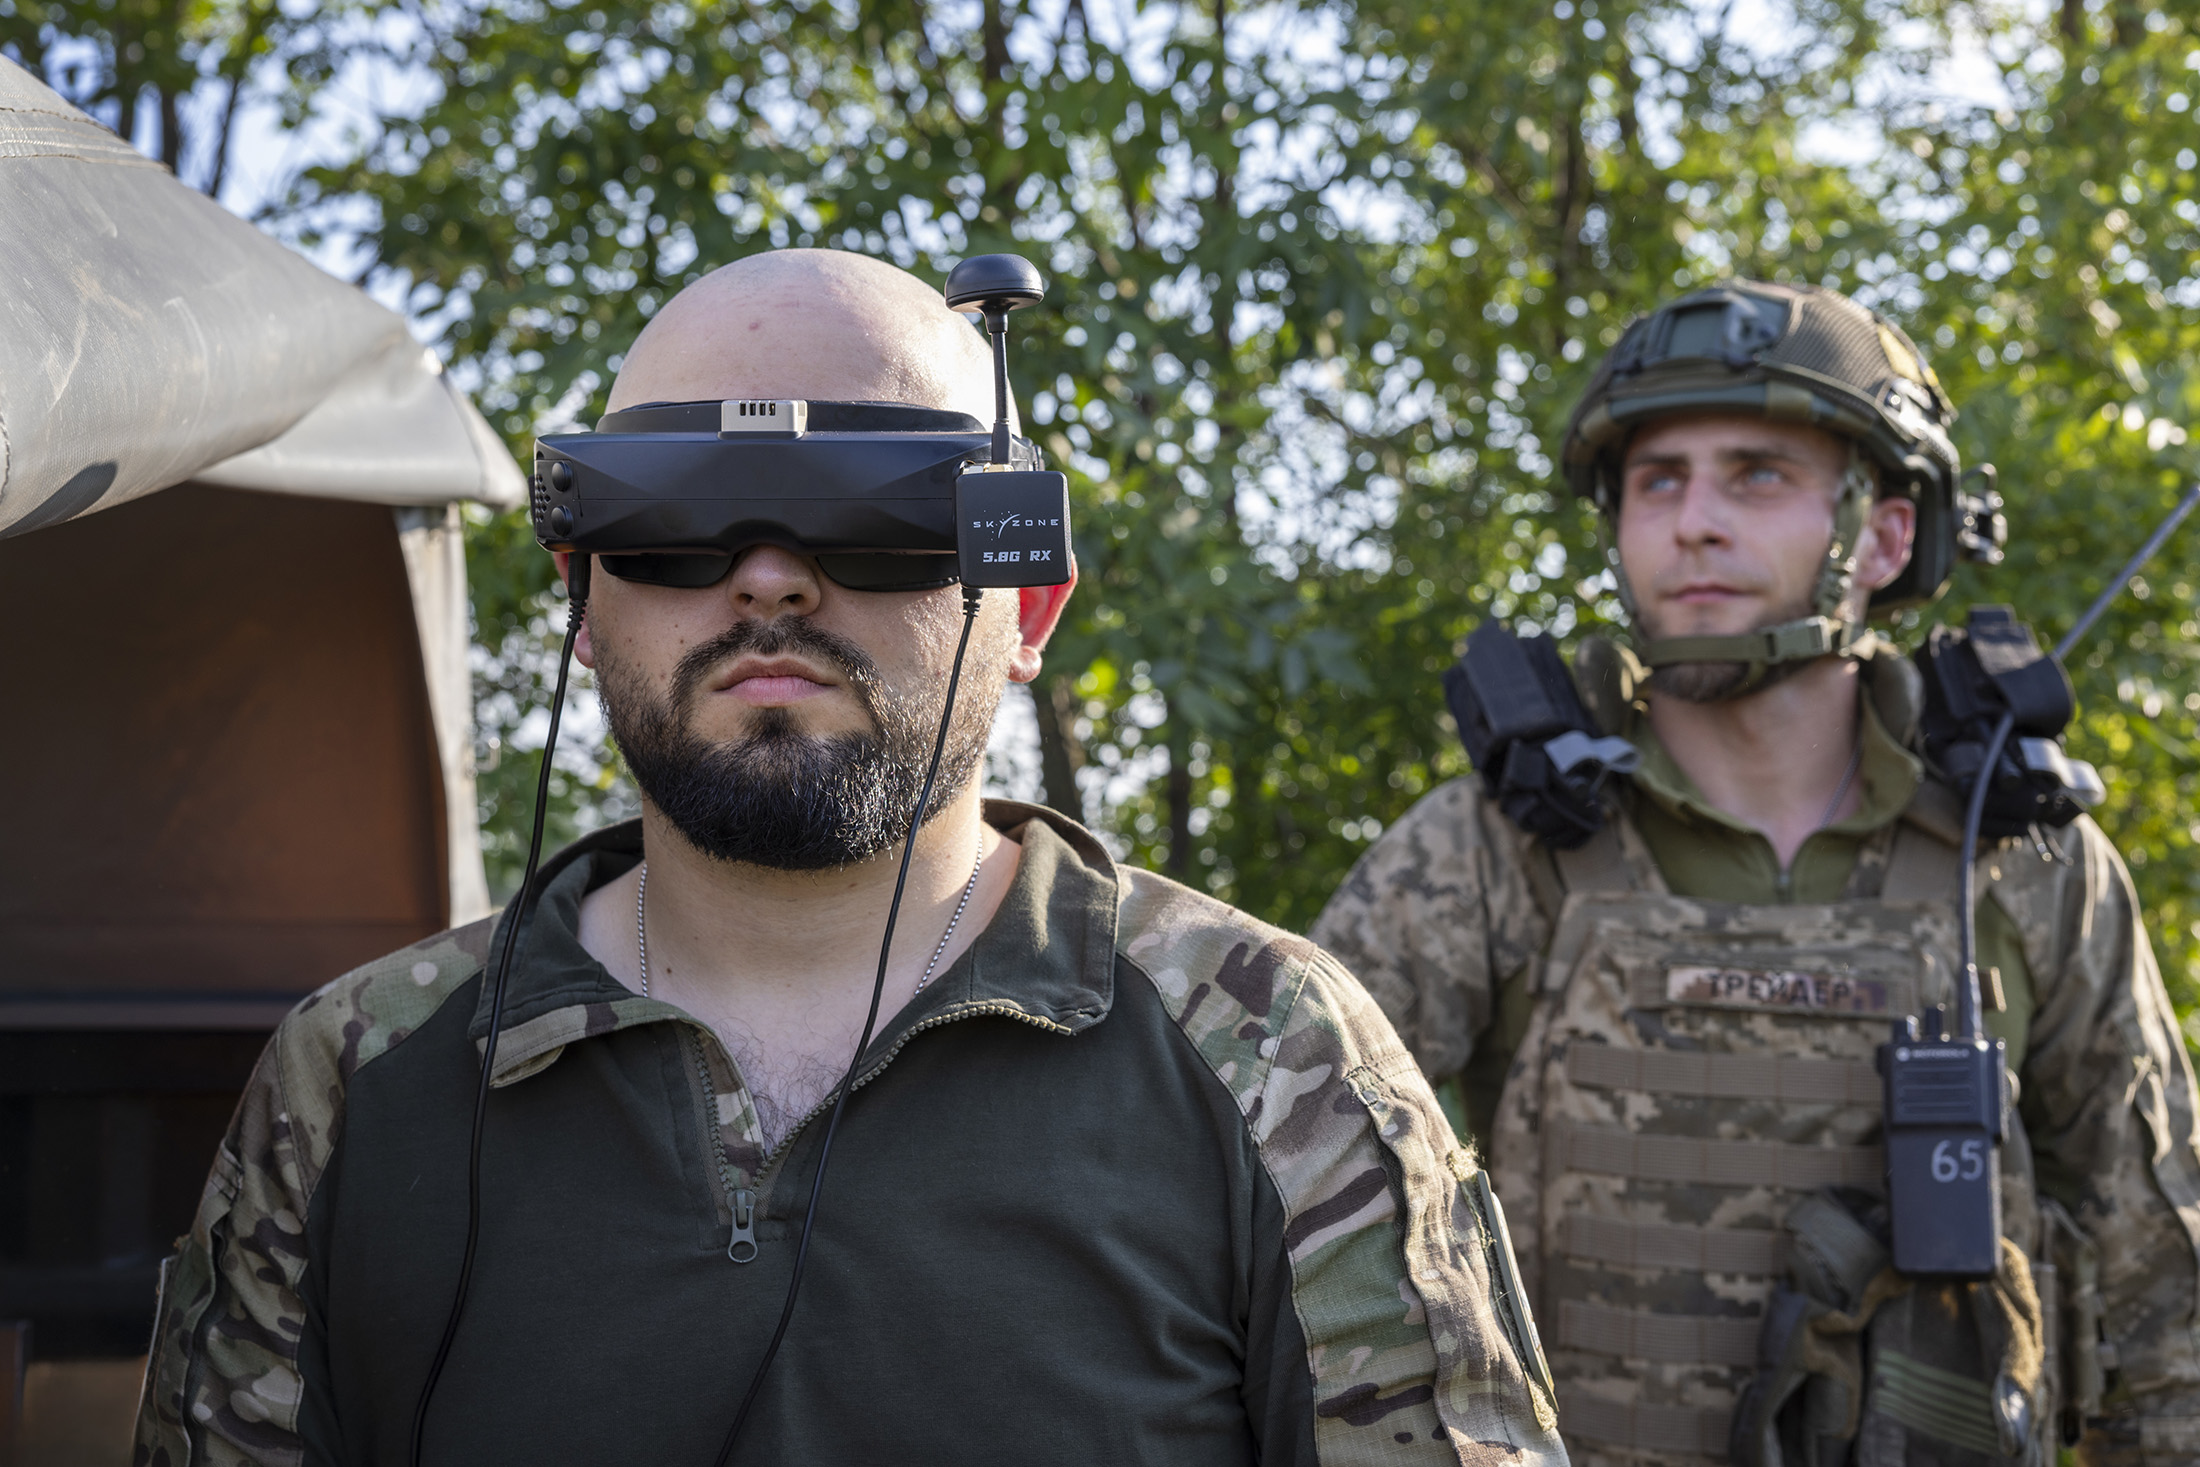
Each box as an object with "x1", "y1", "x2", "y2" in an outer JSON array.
[
  {"x1": 136, "y1": 802, "x2": 1565, "y2": 1467},
  {"x1": 1313, "y1": 728, "x2": 2200, "y2": 1464}
]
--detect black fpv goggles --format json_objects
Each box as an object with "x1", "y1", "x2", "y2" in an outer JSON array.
[{"x1": 528, "y1": 256, "x2": 1075, "y2": 594}]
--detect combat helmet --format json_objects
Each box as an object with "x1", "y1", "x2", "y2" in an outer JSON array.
[{"x1": 1562, "y1": 281, "x2": 2006, "y2": 687}]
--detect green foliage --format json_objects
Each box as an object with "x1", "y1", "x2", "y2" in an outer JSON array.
[
  {"x1": 0, "y1": 0, "x2": 378, "y2": 197},
  {"x1": 15, "y1": 0, "x2": 2200, "y2": 1036},
  {"x1": 1890, "y1": 0, "x2": 2200, "y2": 1026},
  {"x1": 462, "y1": 501, "x2": 630, "y2": 895}
]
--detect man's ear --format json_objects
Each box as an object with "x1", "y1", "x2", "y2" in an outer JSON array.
[
  {"x1": 1007, "y1": 562, "x2": 1078, "y2": 684},
  {"x1": 554, "y1": 551, "x2": 598, "y2": 668},
  {"x1": 1853, "y1": 494, "x2": 1918, "y2": 597}
]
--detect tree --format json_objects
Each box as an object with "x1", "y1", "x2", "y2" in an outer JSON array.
[
  {"x1": 15, "y1": 0, "x2": 2200, "y2": 1037},
  {"x1": 0, "y1": 0, "x2": 381, "y2": 203},
  {"x1": 288, "y1": 0, "x2": 1408, "y2": 895},
  {"x1": 291, "y1": 0, "x2": 1935, "y2": 918},
  {"x1": 1889, "y1": 0, "x2": 2200, "y2": 1023}
]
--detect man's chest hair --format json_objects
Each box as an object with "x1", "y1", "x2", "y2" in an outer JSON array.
[{"x1": 713, "y1": 1016, "x2": 861, "y2": 1155}]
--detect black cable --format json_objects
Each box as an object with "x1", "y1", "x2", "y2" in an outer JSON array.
[
  {"x1": 1952, "y1": 709, "x2": 2015, "y2": 1041},
  {"x1": 1953, "y1": 481, "x2": 2200, "y2": 1040},
  {"x1": 410, "y1": 554, "x2": 591, "y2": 1467},
  {"x1": 711, "y1": 582, "x2": 986, "y2": 1467},
  {"x1": 2048, "y1": 483, "x2": 2200, "y2": 669}
]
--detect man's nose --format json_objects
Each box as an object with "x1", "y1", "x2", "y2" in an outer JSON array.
[
  {"x1": 724, "y1": 545, "x2": 823, "y2": 618},
  {"x1": 1670, "y1": 470, "x2": 1732, "y2": 546}
]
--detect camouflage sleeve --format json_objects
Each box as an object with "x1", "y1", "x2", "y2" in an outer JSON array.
[
  {"x1": 1308, "y1": 778, "x2": 1547, "y2": 1083},
  {"x1": 133, "y1": 921, "x2": 491, "y2": 1466},
  {"x1": 1998, "y1": 817, "x2": 2200, "y2": 1462},
  {"x1": 1120, "y1": 868, "x2": 1567, "y2": 1466},
  {"x1": 133, "y1": 1012, "x2": 320, "y2": 1467}
]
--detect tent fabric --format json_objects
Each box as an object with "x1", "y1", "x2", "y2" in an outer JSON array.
[
  {"x1": 193, "y1": 339, "x2": 525, "y2": 510},
  {"x1": 396, "y1": 503, "x2": 496, "y2": 926},
  {"x1": 1, "y1": 57, "x2": 520, "y2": 954},
  {"x1": 0, "y1": 58, "x2": 523, "y2": 540}
]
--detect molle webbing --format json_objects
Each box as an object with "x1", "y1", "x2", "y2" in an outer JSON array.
[
  {"x1": 1568, "y1": 1043, "x2": 1881, "y2": 1106},
  {"x1": 1558, "y1": 1300, "x2": 1760, "y2": 1366},
  {"x1": 1870, "y1": 1348, "x2": 2005, "y2": 1457},
  {"x1": 1551, "y1": 1120, "x2": 1883, "y2": 1191},
  {"x1": 1559, "y1": 1390, "x2": 1733, "y2": 1457},
  {"x1": 1560, "y1": 1215, "x2": 1787, "y2": 1276}
]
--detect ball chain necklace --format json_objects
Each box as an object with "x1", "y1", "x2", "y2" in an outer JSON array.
[{"x1": 636, "y1": 834, "x2": 985, "y2": 1000}]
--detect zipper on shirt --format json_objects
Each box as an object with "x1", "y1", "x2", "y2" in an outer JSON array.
[
  {"x1": 729, "y1": 1188, "x2": 758, "y2": 1262},
  {"x1": 684, "y1": 1027, "x2": 756, "y2": 1264},
  {"x1": 688, "y1": 999, "x2": 1076, "y2": 1252},
  {"x1": 750, "y1": 1000, "x2": 1072, "y2": 1188}
]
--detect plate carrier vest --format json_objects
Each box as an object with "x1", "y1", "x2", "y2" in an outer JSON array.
[{"x1": 1489, "y1": 804, "x2": 2064, "y2": 1465}]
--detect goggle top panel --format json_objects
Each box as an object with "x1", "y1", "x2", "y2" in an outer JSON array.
[{"x1": 598, "y1": 398, "x2": 992, "y2": 437}]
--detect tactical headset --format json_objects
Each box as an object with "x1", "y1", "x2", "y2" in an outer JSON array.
[{"x1": 410, "y1": 254, "x2": 1074, "y2": 1466}]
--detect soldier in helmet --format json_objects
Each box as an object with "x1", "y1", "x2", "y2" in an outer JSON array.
[{"x1": 1312, "y1": 281, "x2": 2200, "y2": 1465}]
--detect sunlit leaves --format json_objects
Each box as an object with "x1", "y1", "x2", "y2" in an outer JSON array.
[{"x1": 27, "y1": 0, "x2": 2200, "y2": 1016}]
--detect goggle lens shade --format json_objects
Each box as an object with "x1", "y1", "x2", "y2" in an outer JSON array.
[{"x1": 595, "y1": 551, "x2": 960, "y2": 592}]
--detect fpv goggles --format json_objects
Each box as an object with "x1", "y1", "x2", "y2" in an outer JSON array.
[{"x1": 528, "y1": 254, "x2": 1074, "y2": 593}]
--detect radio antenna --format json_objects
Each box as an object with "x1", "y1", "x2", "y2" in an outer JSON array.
[
  {"x1": 945, "y1": 254, "x2": 1046, "y2": 466},
  {"x1": 1953, "y1": 480, "x2": 2200, "y2": 1040}
]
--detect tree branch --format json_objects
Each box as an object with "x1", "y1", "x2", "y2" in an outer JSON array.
[
  {"x1": 1032, "y1": 675, "x2": 1087, "y2": 820},
  {"x1": 206, "y1": 0, "x2": 278, "y2": 199}
]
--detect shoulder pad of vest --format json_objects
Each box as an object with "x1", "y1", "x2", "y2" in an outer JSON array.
[
  {"x1": 1443, "y1": 624, "x2": 1640, "y2": 850},
  {"x1": 1858, "y1": 634, "x2": 1925, "y2": 746}
]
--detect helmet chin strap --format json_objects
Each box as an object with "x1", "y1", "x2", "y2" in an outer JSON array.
[{"x1": 1621, "y1": 448, "x2": 1879, "y2": 700}]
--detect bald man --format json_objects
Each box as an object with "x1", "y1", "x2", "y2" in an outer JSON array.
[{"x1": 135, "y1": 250, "x2": 1567, "y2": 1467}]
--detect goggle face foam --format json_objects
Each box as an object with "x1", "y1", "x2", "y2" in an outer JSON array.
[{"x1": 596, "y1": 548, "x2": 962, "y2": 593}]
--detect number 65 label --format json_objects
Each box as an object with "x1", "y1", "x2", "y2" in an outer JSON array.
[{"x1": 1931, "y1": 1138, "x2": 1987, "y2": 1182}]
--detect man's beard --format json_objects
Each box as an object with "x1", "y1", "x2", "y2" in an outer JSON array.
[
  {"x1": 1640, "y1": 589, "x2": 1819, "y2": 704},
  {"x1": 598, "y1": 617, "x2": 1000, "y2": 870}
]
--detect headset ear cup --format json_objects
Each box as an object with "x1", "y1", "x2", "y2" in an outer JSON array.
[{"x1": 1871, "y1": 477, "x2": 1953, "y2": 612}]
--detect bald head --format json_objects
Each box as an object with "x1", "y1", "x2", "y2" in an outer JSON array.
[{"x1": 608, "y1": 250, "x2": 1001, "y2": 422}]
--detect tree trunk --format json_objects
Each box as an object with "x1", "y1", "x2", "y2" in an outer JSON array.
[
  {"x1": 1165, "y1": 715, "x2": 1194, "y2": 879},
  {"x1": 981, "y1": 0, "x2": 1009, "y2": 85},
  {"x1": 159, "y1": 87, "x2": 183, "y2": 173},
  {"x1": 1032, "y1": 675, "x2": 1086, "y2": 821},
  {"x1": 1209, "y1": 0, "x2": 1238, "y2": 533}
]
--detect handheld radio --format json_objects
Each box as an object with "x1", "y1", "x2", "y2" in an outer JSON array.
[
  {"x1": 1879, "y1": 482, "x2": 2200, "y2": 1277},
  {"x1": 1879, "y1": 1007, "x2": 2006, "y2": 1275}
]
